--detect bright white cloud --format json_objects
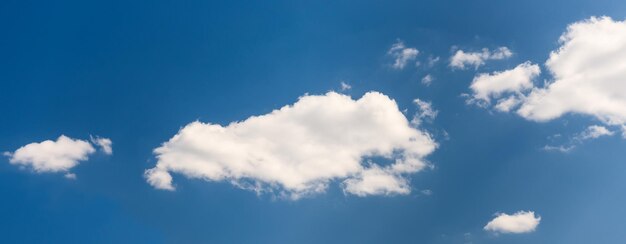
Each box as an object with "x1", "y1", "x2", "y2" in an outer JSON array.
[
  {"x1": 91, "y1": 136, "x2": 113, "y2": 155},
  {"x1": 516, "y1": 17, "x2": 626, "y2": 126},
  {"x1": 420, "y1": 189, "x2": 432, "y2": 196},
  {"x1": 450, "y1": 47, "x2": 512, "y2": 69},
  {"x1": 4, "y1": 135, "x2": 99, "y2": 173},
  {"x1": 469, "y1": 62, "x2": 541, "y2": 105},
  {"x1": 388, "y1": 40, "x2": 419, "y2": 69},
  {"x1": 343, "y1": 165, "x2": 409, "y2": 197},
  {"x1": 145, "y1": 91, "x2": 437, "y2": 199},
  {"x1": 484, "y1": 211, "x2": 541, "y2": 234}
]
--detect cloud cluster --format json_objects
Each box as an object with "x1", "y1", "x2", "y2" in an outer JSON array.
[
  {"x1": 484, "y1": 211, "x2": 541, "y2": 234},
  {"x1": 468, "y1": 17, "x2": 626, "y2": 131},
  {"x1": 4, "y1": 135, "x2": 112, "y2": 175},
  {"x1": 542, "y1": 144, "x2": 575, "y2": 153},
  {"x1": 450, "y1": 47, "x2": 512, "y2": 69},
  {"x1": 388, "y1": 40, "x2": 419, "y2": 69},
  {"x1": 145, "y1": 92, "x2": 437, "y2": 199}
]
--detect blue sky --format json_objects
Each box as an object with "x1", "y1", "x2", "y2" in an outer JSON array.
[{"x1": 2, "y1": 0, "x2": 626, "y2": 243}]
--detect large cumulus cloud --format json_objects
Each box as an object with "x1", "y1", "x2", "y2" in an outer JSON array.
[
  {"x1": 145, "y1": 91, "x2": 437, "y2": 199},
  {"x1": 466, "y1": 17, "x2": 626, "y2": 135}
]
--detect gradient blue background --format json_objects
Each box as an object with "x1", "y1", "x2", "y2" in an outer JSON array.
[{"x1": 2, "y1": 0, "x2": 626, "y2": 243}]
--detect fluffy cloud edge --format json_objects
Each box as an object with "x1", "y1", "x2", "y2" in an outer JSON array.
[
  {"x1": 4, "y1": 135, "x2": 112, "y2": 176},
  {"x1": 468, "y1": 61, "x2": 541, "y2": 106},
  {"x1": 145, "y1": 91, "x2": 438, "y2": 199},
  {"x1": 388, "y1": 40, "x2": 419, "y2": 70},
  {"x1": 465, "y1": 17, "x2": 626, "y2": 144},
  {"x1": 484, "y1": 211, "x2": 541, "y2": 234},
  {"x1": 450, "y1": 47, "x2": 512, "y2": 69}
]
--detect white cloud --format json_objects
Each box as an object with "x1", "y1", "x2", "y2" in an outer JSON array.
[
  {"x1": 4, "y1": 135, "x2": 98, "y2": 173},
  {"x1": 388, "y1": 40, "x2": 419, "y2": 69},
  {"x1": 484, "y1": 211, "x2": 541, "y2": 234},
  {"x1": 469, "y1": 62, "x2": 541, "y2": 105},
  {"x1": 145, "y1": 92, "x2": 437, "y2": 199},
  {"x1": 575, "y1": 125, "x2": 614, "y2": 141},
  {"x1": 90, "y1": 136, "x2": 113, "y2": 155},
  {"x1": 465, "y1": 17, "x2": 626, "y2": 142},
  {"x1": 516, "y1": 17, "x2": 626, "y2": 126},
  {"x1": 421, "y1": 74, "x2": 434, "y2": 86},
  {"x1": 494, "y1": 96, "x2": 522, "y2": 112},
  {"x1": 412, "y1": 98, "x2": 438, "y2": 126},
  {"x1": 450, "y1": 47, "x2": 512, "y2": 69},
  {"x1": 145, "y1": 167, "x2": 175, "y2": 190},
  {"x1": 343, "y1": 164, "x2": 409, "y2": 197}
]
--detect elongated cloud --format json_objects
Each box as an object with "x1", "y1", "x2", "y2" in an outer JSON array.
[
  {"x1": 450, "y1": 47, "x2": 512, "y2": 69},
  {"x1": 469, "y1": 62, "x2": 541, "y2": 105},
  {"x1": 484, "y1": 211, "x2": 541, "y2": 234},
  {"x1": 575, "y1": 125, "x2": 614, "y2": 141},
  {"x1": 4, "y1": 135, "x2": 111, "y2": 175},
  {"x1": 145, "y1": 92, "x2": 437, "y2": 199}
]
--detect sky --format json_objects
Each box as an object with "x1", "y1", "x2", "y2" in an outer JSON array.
[{"x1": 2, "y1": 0, "x2": 626, "y2": 243}]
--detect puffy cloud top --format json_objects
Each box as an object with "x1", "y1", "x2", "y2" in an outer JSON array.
[
  {"x1": 4, "y1": 135, "x2": 104, "y2": 173},
  {"x1": 484, "y1": 211, "x2": 541, "y2": 234},
  {"x1": 517, "y1": 17, "x2": 626, "y2": 125},
  {"x1": 145, "y1": 92, "x2": 437, "y2": 199},
  {"x1": 465, "y1": 17, "x2": 626, "y2": 139},
  {"x1": 469, "y1": 62, "x2": 541, "y2": 104},
  {"x1": 450, "y1": 47, "x2": 512, "y2": 69}
]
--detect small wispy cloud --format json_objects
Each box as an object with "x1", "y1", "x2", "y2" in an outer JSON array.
[
  {"x1": 421, "y1": 74, "x2": 434, "y2": 86},
  {"x1": 388, "y1": 40, "x2": 419, "y2": 70},
  {"x1": 543, "y1": 125, "x2": 615, "y2": 153},
  {"x1": 484, "y1": 211, "x2": 541, "y2": 234},
  {"x1": 340, "y1": 81, "x2": 352, "y2": 91}
]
